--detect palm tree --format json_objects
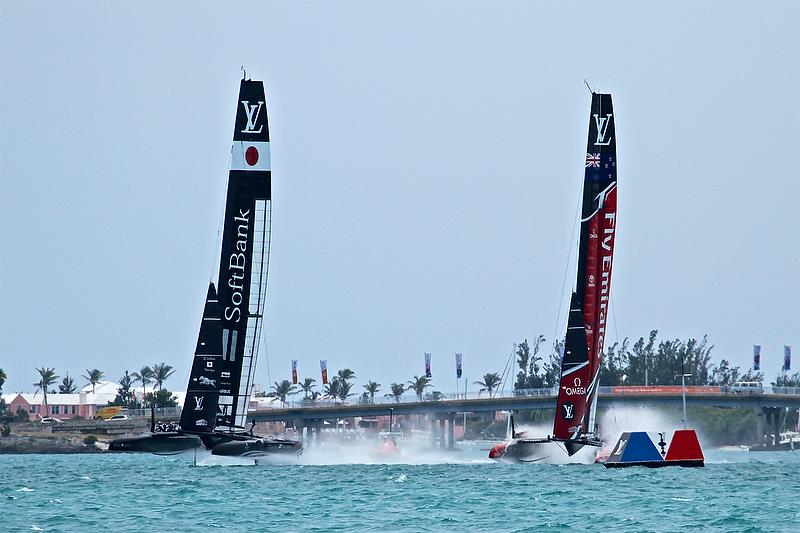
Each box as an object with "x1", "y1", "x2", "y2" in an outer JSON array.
[
  {"x1": 0, "y1": 368, "x2": 6, "y2": 391},
  {"x1": 407, "y1": 375, "x2": 432, "y2": 401},
  {"x1": 338, "y1": 380, "x2": 355, "y2": 402},
  {"x1": 474, "y1": 372, "x2": 502, "y2": 398},
  {"x1": 363, "y1": 381, "x2": 381, "y2": 403},
  {"x1": 34, "y1": 367, "x2": 59, "y2": 418},
  {"x1": 131, "y1": 366, "x2": 154, "y2": 404},
  {"x1": 385, "y1": 382, "x2": 406, "y2": 403},
  {"x1": 151, "y1": 363, "x2": 175, "y2": 391},
  {"x1": 337, "y1": 369, "x2": 356, "y2": 382},
  {"x1": 323, "y1": 378, "x2": 342, "y2": 402},
  {"x1": 299, "y1": 378, "x2": 316, "y2": 399},
  {"x1": 58, "y1": 373, "x2": 77, "y2": 394},
  {"x1": 82, "y1": 368, "x2": 104, "y2": 394},
  {"x1": 268, "y1": 380, "x2": 297, "y2": 405}
]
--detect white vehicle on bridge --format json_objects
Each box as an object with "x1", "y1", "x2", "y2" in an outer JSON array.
[{"x1": 727, "y1": 381, "x2": 764, "y2": 394}]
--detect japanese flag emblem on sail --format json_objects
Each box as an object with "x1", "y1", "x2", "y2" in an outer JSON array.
[{"x1": 231, "y1": 141, "x2": 271, "y2": 171}]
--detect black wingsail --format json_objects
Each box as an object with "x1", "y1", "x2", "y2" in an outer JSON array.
[
  {"x1": 552, "y1": 93, "x2": 617, "y2": 455},
  {"x1": 181, "y1": 80, "x2": 272, "y2": 434}
]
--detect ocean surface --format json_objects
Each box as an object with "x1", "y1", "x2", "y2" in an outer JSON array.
[{"x1": 2, "y1": 444, "x2": 800, "y2": 532}]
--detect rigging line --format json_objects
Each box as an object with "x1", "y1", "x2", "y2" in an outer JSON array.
[
  {"x1": 584, "y1": 79, "x2": 593, "y2": 94},
  {"x1": 261, "y1": 201, "x2": 274, "y2": 388},
  {"x1": 499, "y1": 343, "x2": 516, "y2": 394},
  {"x1": 552, "y1": 191, "x2": 582, "y2": 345}
]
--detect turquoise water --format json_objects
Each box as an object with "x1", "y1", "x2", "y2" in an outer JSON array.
[{"x1": 2, "y1": 448, "x2": 800, "y2": 532}]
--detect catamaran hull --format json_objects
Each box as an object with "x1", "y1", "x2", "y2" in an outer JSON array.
[
  {"x1": 489, "y1": 439, "x2": 557, "y2": 463},
  {"x1": 108, "y1": 432, "x2": 202, "y2": 455},
  {"x1": 211, "y1": 438, "x2": 303, "y2": 458}
]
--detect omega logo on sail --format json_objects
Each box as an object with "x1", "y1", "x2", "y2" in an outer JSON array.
[
  {"x1": 224, "y1": 208, "x2": 251, "y2": 323},
  {"x1": 564, "y1": 376, "x2": 586, "y2": 396}
]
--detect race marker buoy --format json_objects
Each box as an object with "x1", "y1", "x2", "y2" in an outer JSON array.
[{"x1": 604, "y1": 429, "x2": 704, "y2": 468}]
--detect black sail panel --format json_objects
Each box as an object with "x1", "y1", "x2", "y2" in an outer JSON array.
[
  {"x1": 182, "y1": 80, "x2": 272, "y2": 434},
  {"x1": 180, "y1": 283, "x2": 223, "y2": 432}
]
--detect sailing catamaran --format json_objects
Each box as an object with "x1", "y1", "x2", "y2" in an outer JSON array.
[
  {"x1": 110, "y1": 78, "x2": 301, "y2": 458},
  {"x1": 490, "y1": 92, "x2": 617, "y2": 462}
]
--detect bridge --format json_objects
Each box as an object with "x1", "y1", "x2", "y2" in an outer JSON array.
[
  {"x1": 250, "y1": 386, "x2": 800, "y2": 449},
  {"x1": 252, "y1": 385, "x2": 800, "y2": 423}
]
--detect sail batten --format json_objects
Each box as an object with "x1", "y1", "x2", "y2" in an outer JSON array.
[
  {"x1": 553, "y1": 93, "x2": 617, "y2": 454},
  {"x1": 180, "y1": 80, "x2": 272, "y2": 435}
]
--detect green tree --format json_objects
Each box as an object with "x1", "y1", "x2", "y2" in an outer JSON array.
[
  {"x1": 131, "y1": 366, "x2": 154, "y2": 405},
  {"x1": 543, "y1": 340, "x2": 563, "y2": 388},
  {"x1": 151, "y1": 363, "x2": 176, "y2": 391},
  {"x1": 0, "y1": 368, "x2": 6, "y2": 391},
  {"x1": 82, "y1": 368, "x2": 104, "y2": 394},
  {"x1": 599, "y1": 338, "x2": 630, "y2": 386},
  {"x1": 111, "y1": 371, "x2": 139, "y2": 408},
  {"x1": 323, "y1": 378, "x2": 341, "y2": 402},
  {"x1": 407, "y1": 375, "x2": 432, "y2": 401},
  {"x1": 474, "y1": 372, "x2": 502, "y2": 398},
  {"x1": 627, "y1": 330, "x2": 658, "y2": 385},
  {"x1": 299, "y1": 378, "x2": 317, "y2": 400},
  {"x1": 338, "y1": 380, "x2": 355, "y2": 402},
  {"x1": 386, "y1": 382, "x2": 405, "y2": 402},
  {"x1": 709, "y1": 359, "x2": 742, "y2": 387},
  {"x1": 337, "y1": 369, "x2": 356, "y2": 382},
  {"x1": 145, "y1": 389, "x2": 179, "y2": 408},
  {"x1": 772, "y1": 371, "x2": 800, "y2": 387},
  {"x1": 514, "y1": 336, "x2": 546, "y2": 390},
  {"x1": 363, "y1": 381, "x2": 381, "y2": 403},
  {"x1": 268, "y1": 380, "x2": 297, "y2": 405},
  {"x1": 34, "y1": 367, "x2": 59, "y2": 418},
  {"x1": 58, "y1": 373, "x2": 78, "y2": 394}
]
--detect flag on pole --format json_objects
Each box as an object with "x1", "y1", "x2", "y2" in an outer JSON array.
[
  {"x1": 291, "y1": 360, "x2": 298, "y2": 384},
  {"x1": 753, "y1": 345, "x2": 761, "y2": 371},
  {"x1": 784, "y1": 345, "x2": 792, "y2": 372},
  {"x1": 455, "y1": 353, "x2": 463, "y2": 379},
  {"x1": 425, "y1": 352, "x2": 432, "y2": 378},
  {"x1": 320, "y1": 360, "x2": 328, "y2": 385}
]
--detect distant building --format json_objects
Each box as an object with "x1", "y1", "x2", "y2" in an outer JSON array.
[{"x1": 2, "y1": 381, "x2": 120, "y2": 420}]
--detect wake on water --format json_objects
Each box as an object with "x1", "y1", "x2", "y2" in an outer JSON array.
[{"x1": 191, "y1": 407, "x2": 732, "y2": 467}]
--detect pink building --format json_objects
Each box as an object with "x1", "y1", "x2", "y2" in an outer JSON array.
[
  {"x1": 3, "y1": 393, "x2": 97, "y2": 420},
  {"x1": 2, "y1": 381, "x2": 120, "y2": 420}
]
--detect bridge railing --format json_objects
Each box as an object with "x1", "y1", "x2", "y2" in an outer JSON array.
[{"x1": 257, "y1": 385, "x2": 800, "y2": 410}]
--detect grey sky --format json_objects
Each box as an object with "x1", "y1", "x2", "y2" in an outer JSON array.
[{"x1": 1, "y1": 1, "x2": 798, "y2": 394}]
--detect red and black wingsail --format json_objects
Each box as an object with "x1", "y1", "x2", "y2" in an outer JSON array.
[
  {"x1": 553, "y1": 93, "x2": 617, "y2": 455},
  {"x1": 181, "y1": 80, "x2": 272, "y2": 434}
]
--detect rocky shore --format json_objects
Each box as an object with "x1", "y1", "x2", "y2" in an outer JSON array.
[{"x1": 0, "y1": 434, "x2": 105, "y2": 454}]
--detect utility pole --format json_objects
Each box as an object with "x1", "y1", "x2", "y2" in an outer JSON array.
[{"x1": 676, "y1": 356, "x2": 691, "y2": 430}]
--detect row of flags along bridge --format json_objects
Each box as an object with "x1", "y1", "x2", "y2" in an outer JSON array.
[
  {"x1": 289, "y1": 354, "x2": 467, "y2": 384},
  {"x1": 753, "y1": 345, "x2": 792, "y2": 372}
]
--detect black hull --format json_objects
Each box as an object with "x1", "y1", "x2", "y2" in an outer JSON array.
[
  {"x1": 749, "y1": 443, "x2": 797, "y2": 452},
  {"x1": 605, "y1": 460, "x2": 704, "y2": 468},
  {"x1": 211, "y1": 437, "x2": 302, "y2": 458},
  {"x1": 108, "y1": 432, "x2": 201, "y2": 455}
]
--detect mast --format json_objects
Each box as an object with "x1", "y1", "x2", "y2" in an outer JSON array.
[
  {"x1": 181, "y1": 79, "x2": 272, "y2": 434},
  {"x1": 552, "y1": 93, "x2": 617, "y2": 455}
]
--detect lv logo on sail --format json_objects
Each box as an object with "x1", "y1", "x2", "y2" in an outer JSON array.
[
  {"x1": 240, "y1": 100, "x2": 264, "y2": 133},
  {"x1": 593, "y1": 113, "x2": 613, "y2": 146}
]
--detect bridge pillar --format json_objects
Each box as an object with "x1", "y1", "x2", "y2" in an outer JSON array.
[
  {"x1": 756, "y1": 409, "x2": 765, "y2": 444},
  {"x1": 447, "y1": 413, "x2": 455, "y2": 449}
]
